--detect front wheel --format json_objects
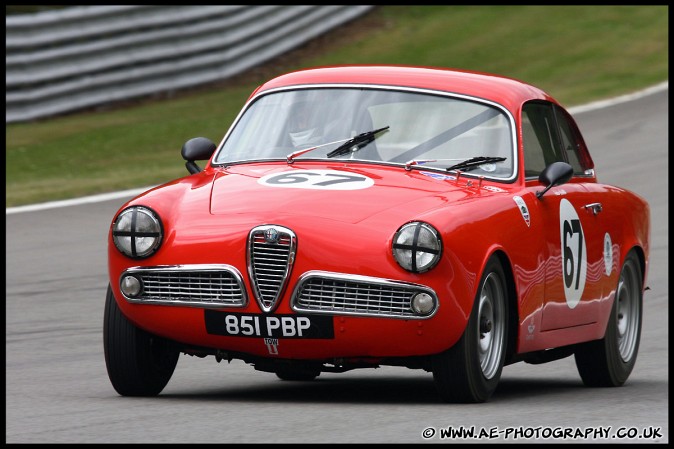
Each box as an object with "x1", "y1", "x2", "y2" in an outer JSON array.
[
  {"x1": 103, "y1": 285, "x2": 180, "y2": 396},
  {"x1": 432, "y1": 257, "x2": 509, "y2": 403},
  {"x1": 574, "y1": 251, "x2": 642, "y2": 387}
]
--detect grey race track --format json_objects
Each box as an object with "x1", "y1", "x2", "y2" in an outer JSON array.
[{"x1": 6, "y1": 89, "x2": 668, "y2": 444}]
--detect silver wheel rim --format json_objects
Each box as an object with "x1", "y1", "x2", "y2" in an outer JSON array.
[
  {"x1": 477, "y1": 272, "x2": 505, "y2": 379},
  {"x1": 616, "y1": 261, "x2": 639, "y2": 362}
]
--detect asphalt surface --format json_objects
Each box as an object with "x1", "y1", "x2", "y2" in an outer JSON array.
[{"x1": 5, "y1": 88, "x2": 668, "y2": 443}]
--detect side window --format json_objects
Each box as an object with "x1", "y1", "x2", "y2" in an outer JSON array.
[
  {"x1": 522, "y1": 102, "x2": 564, "y2": 178},
  {"x1": 554, "y1": 105, "x2": 589, "y2": 175}
]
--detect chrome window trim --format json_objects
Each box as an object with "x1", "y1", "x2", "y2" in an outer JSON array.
[
  {"x1": 525, "y1": 171, "x2": 596, "y2": 181},
  {"x1": 211, "y1": 83, "x2": 519, "y2": 183},
  {"x1": 290, "y1": 270, "x2": 440, "y2": 320},
  {"x1": 120, "y1": 264, "x2": 247, "y2": 309}
]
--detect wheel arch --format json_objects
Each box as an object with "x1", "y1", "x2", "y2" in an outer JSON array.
[
  {"x1": 489, "y1": 249, "x2": 519, "y2": 364},
  {"x1": 627, "y1": 245, "x2": 647, "y2": 291}
]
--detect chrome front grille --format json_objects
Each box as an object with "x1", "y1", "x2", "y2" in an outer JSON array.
[
  {"x1": 291, "y1": 271, "x2": 438, "y2": 319},
  {"x1": 120, "y1": 265, "x2": 247, "y2": 308},
  {"x1": 248, "y1": 225, "x2": 296, "y2": 312}
]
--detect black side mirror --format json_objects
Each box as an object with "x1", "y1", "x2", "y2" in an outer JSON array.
[
  {"x1": 181, "y1": 137, "x2": 216, "y2": 174},
  {"x1": 536, "y1": 161, "x2": 573, "y2": 199}
]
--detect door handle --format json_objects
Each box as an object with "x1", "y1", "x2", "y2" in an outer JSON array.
[{"x1": 584, "y1": 203, "x2": 602, "y2": 215}]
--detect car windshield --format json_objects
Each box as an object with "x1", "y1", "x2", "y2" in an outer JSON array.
[{"x1": 213, "y1": 87, "x2": 515, "y2": 179}]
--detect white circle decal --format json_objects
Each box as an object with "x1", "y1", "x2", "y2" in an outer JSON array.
[
  {"x1": 559, "y1": 199, "x2": 587, "y2": 309},
  {"x1": 513, "y1": 196, "x2": 530, "y2": 227},
  {"x1": 603, "y1": 233, "x2": 613, "y2": 276},
  {"x1": 258, "y1": 170, "x2": 374, "y2": 190}
]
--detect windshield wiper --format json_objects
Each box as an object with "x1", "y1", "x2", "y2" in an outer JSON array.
[
  {"x1": 286, "y1": 139, "x2": 343, "y2": 164},
  {"x1": 326, "y1": 126, "x2": 390, "y2": 158},
  {"x1": 446, "y1": 156, "x2": 506, "y2": 172}
]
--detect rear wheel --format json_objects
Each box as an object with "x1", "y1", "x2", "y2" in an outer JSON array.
[
  {"x1": 432, "y1": 258, "x2": 508, "y2": 403},
  {"x1": 103, "y1": 285, "x2": 180, "y2": 396},
  {"x1": 574, "y1": 251, "x2": 642, "y2": 386}
]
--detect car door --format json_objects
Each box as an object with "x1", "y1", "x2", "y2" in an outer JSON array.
[{"x1": 521, "y1": 101, "x2": 606, "y2": 331}]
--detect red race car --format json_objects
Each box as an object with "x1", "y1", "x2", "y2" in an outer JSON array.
[{"x1": 104, "y1": 66, "x2": 650, "y2": 403}]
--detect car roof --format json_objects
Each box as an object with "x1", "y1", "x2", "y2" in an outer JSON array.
[{"x1": 254, "y1": 65, "x2": 558, "y2": 113}]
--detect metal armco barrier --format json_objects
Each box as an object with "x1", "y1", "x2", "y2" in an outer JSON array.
[{"x1": 6, "y1": 5, "x2": 374, "y2": 123}]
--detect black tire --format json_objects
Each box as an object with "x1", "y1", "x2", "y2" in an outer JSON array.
[
  {"x1": 432, "y1": 257, "x2": 509, "y2": 403},
  {"x1": 275, "y1": 369, "x2": 321, "y2": 381},
  {"x1": 574, "y1": 251, "x2": 642, "y2": 387},
  {"x1": 103, "y1": 285, "x2": 180, "y2": 396}
]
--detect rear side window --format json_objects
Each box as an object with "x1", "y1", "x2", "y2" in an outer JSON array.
[
  {"x1": 522, "y1": 101, "x2": 590, "y2": 178},
  {"x1": 554, "y1": 105, "x2": 592, "y2": 175}
]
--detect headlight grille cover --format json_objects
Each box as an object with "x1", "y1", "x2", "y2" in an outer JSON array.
[
  {"x1": 392, "y1": 221, "x2": 442, "y2": 272},
  {"x1": 112, "y1": 206, "x2": 163, "y2": 259}
]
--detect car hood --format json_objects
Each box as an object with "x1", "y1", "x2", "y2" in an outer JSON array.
[{"x1": 209, "y1": 163, "x2": 488, "y2": 223}]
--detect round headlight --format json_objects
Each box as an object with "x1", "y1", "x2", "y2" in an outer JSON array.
[
  {"x1": 392, "y1": 222, "x2": 442, "y2": 273},
  {"x1": 112, "y1": 206, "x2": 163, "y2": 259}
]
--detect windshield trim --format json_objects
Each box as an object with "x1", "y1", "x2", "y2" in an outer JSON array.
[{"x1": 211, "y1": 83, "x2": 519, "y2": 183}]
